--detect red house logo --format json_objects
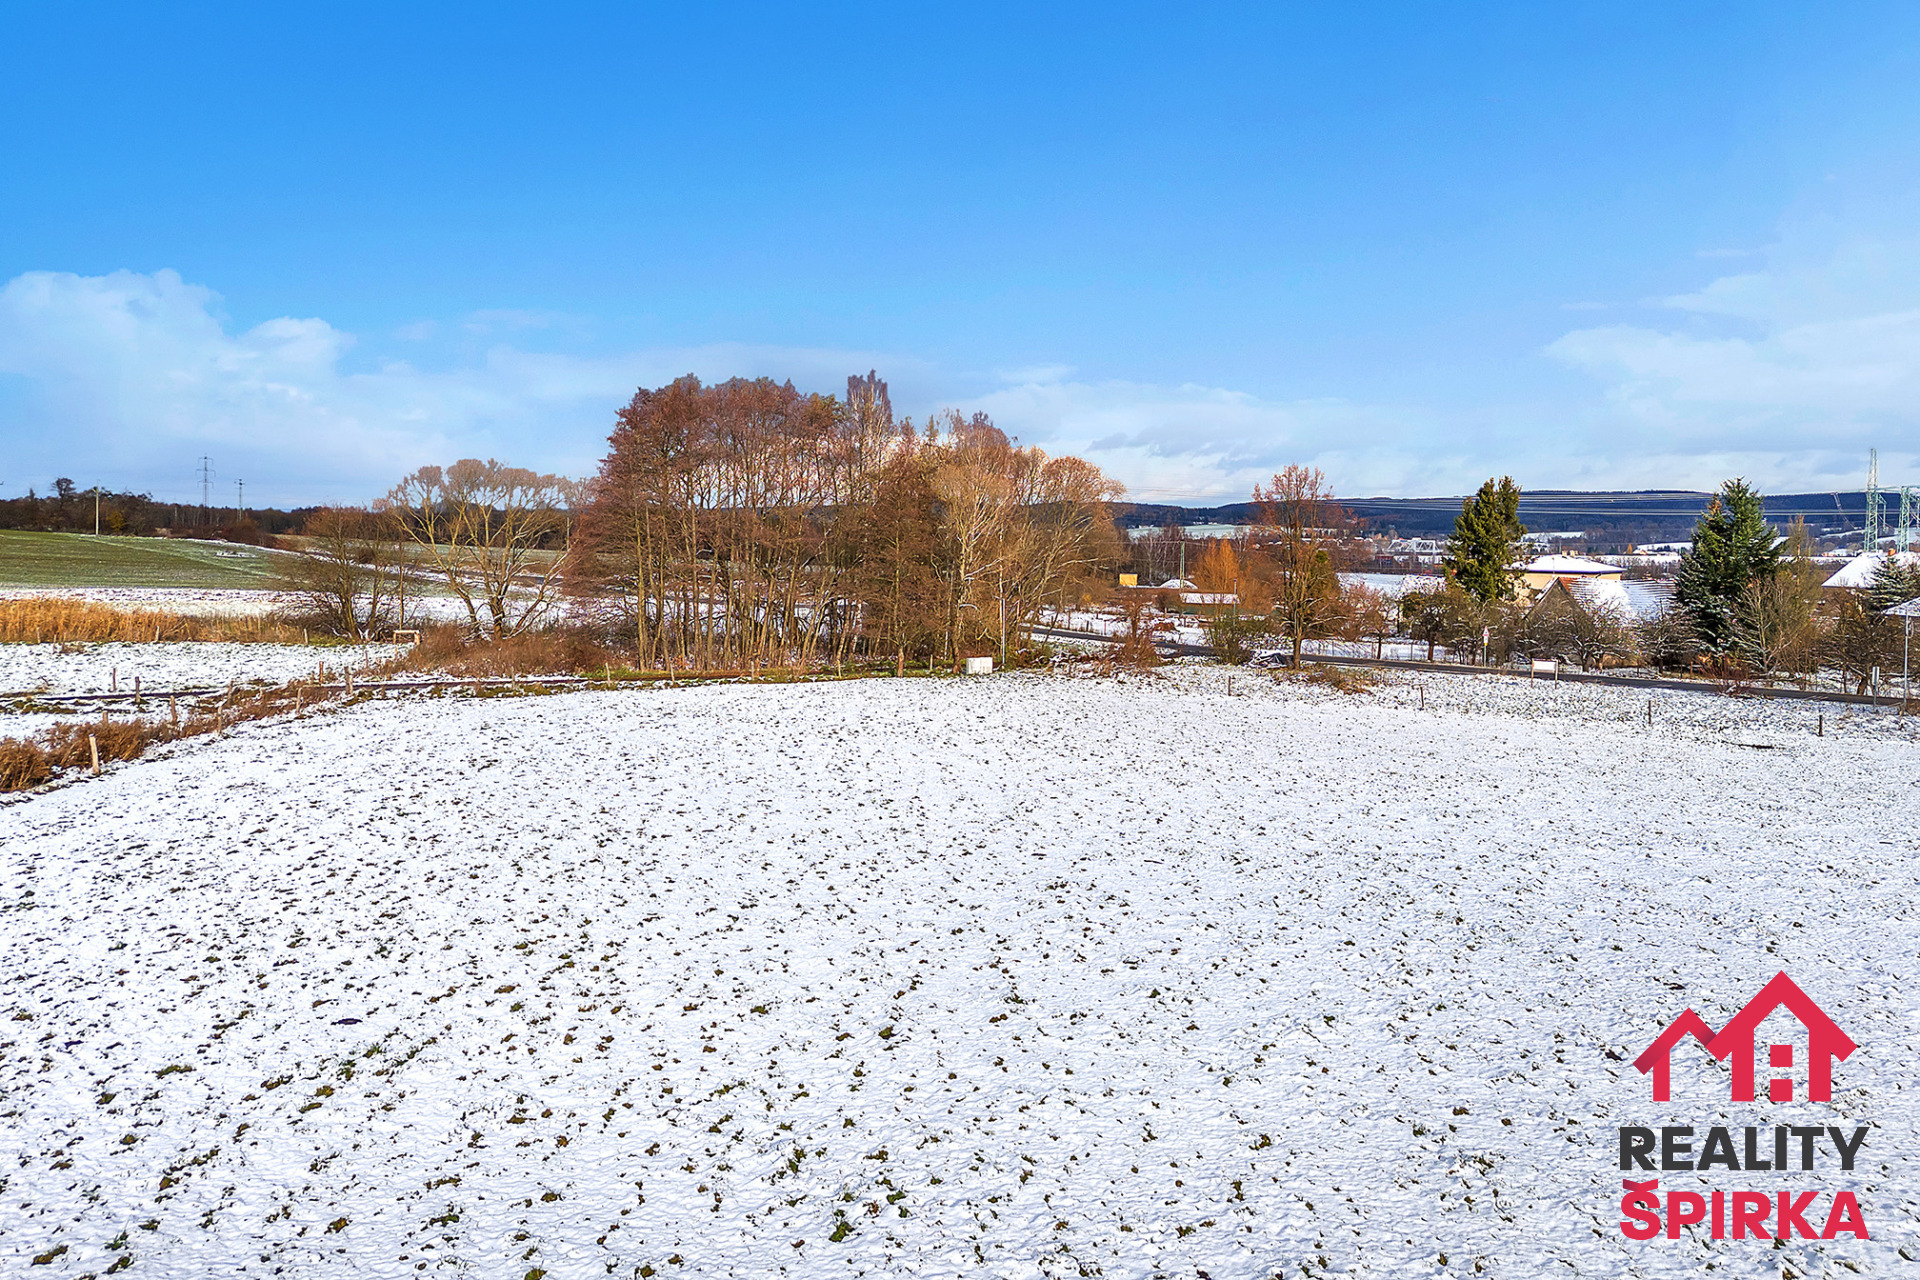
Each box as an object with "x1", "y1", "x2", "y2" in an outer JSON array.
[{"x1": 1633, "y1": 972, "x2": 1856, "y2": 1103}]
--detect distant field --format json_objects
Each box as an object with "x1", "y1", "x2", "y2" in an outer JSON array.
[{"x1": 0, "y1": 531, "x2": 286, "y2": 589}]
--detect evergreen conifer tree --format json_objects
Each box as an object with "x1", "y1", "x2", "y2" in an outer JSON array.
[
  {"x1": 1865, "y1": 552, "x2": 1920, "y2": 614},
  {"x1": 1444, "y1": 476, "x2": 1527, "y2": 604},
  {"x1": 1673, "y1": 478, "x2": 1781, "y2": 654}
]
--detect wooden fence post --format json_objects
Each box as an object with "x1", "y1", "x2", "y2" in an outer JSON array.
[{"x1": 89, "y1": 734, "x2": 100, "y2": 776}]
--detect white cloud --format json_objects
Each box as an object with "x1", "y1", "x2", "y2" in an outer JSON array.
[
  {"x1": 8, "y1": 255, "x2": 1911, "y2": 513},
  {"x1": 1547, "y1": 237, "x2": 1920, "y2": 488},
  {"x1": 0, "y1": 270, "x2": 914, "y2": 505},
  {"x1": 957, "y1": 375, "x2": 1497, "y2": 502}
]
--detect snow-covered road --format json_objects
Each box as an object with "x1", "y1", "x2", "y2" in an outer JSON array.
[{"x1": 2, "y1": 668, "x2": 1913, "y2": 1277}]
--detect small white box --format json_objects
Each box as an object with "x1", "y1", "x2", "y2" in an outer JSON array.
[{"x1": 963, "y1": 656, "x2": 994, "y2": 675}]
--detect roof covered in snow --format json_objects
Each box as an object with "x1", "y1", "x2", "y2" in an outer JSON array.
[
  {"x1": 1823, "y1": 550, "x2": 1920, "y2": 590},
  {"x1": 1521, "y1": 554, "x2": 1620, "y2": 576},
  {"x1": 1564, "y1": 576, "x2": 1674, "y2": 621},
  {"x1": 1338, "y1": 572, "x2": 1443, "y2": 598}
]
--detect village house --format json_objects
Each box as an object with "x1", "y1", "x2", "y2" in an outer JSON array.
[{"x1": 1516, "y1": 553, "x2": 1623, "y2": 600}]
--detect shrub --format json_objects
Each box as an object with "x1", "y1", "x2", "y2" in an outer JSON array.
[
  {"x1": 1204, "y1": 610, "x2": 1262, "y2": 665},
  {"x1": 0, "y1": 738, "x2": 52, "y2": 790},
  {"x1": 1284, "y1": 662, "x2": 1377, "y2": 695}
]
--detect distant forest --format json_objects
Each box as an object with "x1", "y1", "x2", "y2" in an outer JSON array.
[
  {"x1": 0, "y1": 478, "x2": 305, "y2": 541},
  {"x1": 1, "y1": 473, "x2": 1886, "y2": 554},
  {"x1": 1120, "y1": 490, "x2": 1884, "y2": 549}
]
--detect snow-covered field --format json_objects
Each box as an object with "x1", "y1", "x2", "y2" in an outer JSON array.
[
  {"x1": 2, "y1": 668, "x2": 1915, "y2": 1277},
  {"x1": 0, "y1": 642, "x2": 404, "y2": 697}
]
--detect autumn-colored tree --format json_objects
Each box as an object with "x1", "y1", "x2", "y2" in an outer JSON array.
[
  {"x1": 278, "y1": 505, "x2": 405, "y2": 639},
  {"x1": 1252, "y1": 466, "x2": 1350, "y2": 665},
  {"x1": 848, "y1": 446, "x2": 944, "y2": 671},
  {"x1": 1341, "y1": 583, "x2": 1396, "y2": 659},
  {"x1": 1191, "y1": 539, "x2": 1240, "y2": 593}
]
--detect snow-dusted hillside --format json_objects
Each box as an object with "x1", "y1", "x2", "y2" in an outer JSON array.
[{"x1": 2, "y1": 669, "x2": 1913, "y2": 1277}]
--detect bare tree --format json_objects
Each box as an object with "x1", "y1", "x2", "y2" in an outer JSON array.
[
  {"x1": 1252, "y1": 466, "x2": 1349, "y2": 665},
  {"x1": 1823, "y1": 594, "x2": 1898, "y2": 694},
  {"x1": 384, "y1": 459, "x2": 579, "y2": 638},
  {"x1": 1343, "y1": 583, "x2": 1396, "y2": 659},
  {"x1": 1564, "y1": 600, "x2": 1635, "y2": 672},
  {"x1": 278, "y1": 505, "x2": 404, "y2": 639},
  {"x1": 1735, "y1": 572, "x2": 1819, "y2": 681},
  {"x1": 1634, "y1": 606, "x2": 1698, "y2": 672}
]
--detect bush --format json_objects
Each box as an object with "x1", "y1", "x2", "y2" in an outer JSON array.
[
  {"x1": 1204, "y1": 610, "x2": 1262, "y2": 665},
  {"x1": 1285, "y1": 662, "x2": 1377, "y2": 695},
  {"x1": 381, "y1": 624, "x2": 627, "y2": 679},
  {"x1": 0, "y1": 738, "x2": 52, "y2": 790}
]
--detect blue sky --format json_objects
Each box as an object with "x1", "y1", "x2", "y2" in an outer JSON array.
[{"x1": 3, "y1": 2, "x2": 1919, "y2": 506}]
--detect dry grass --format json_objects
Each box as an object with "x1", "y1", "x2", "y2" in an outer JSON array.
[
  {"x1": 377, "y1": 624, "x2": 629, "y2": 680},
  {"x1": 0, "y1": 682, "x2": 329, "y2": 792},
  {"x1": 0, "y1": 597, "x2": 307, "y2": 645},
  {"x1": 1282, "y1": 662, "x2": 1378, "y2": 695}
]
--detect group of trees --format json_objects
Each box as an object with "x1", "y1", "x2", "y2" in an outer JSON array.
[
  {"x1": 571, "y1": 373, "x2": 1120, "y2": 669},
  {"x1": 0, "y1": 478, "x2": 304, "y2": 539},
  {"x1": 1376, "y1": 474, "x2": 1920, "y2": 686},
  {"x1": 281, "y1": 461, "x2": 582, "y2": 641},
  {"x1": 0, "y1": 480, "x2": 167, "y2": 535},
  {"x1": 281, "y1": 373, "x2": 1122, "y2": 664},
  {"x1": 269, "y1": 371, "x2": 1920, "y2": 689},
  {"x1": 1657, "y1": 480, "x2": 1918, "y2": 688}
]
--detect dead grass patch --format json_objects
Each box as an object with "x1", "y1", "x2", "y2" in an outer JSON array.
[
  {"x1": 0, "y1": 681, "x2": 331, "y2": 792},
  {"x1": 0, "y1": 597, "x2": 306, "y2": 645},
  {"x1": 1280, "y1": 662, "x2": 1378, "y2": 695},
  {"x1": 377, "y1": 624, "x2": 627, "y2": 680}
]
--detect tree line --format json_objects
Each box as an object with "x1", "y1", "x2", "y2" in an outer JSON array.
[
  {"x1": 281, "y1": 372, "x2": 1123, "y2": 666},
  {"x1": 0, "y1": 477, "x2": 306, "y2": 540}
]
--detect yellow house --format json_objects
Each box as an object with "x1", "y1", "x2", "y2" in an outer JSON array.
[{"x1": 1517, "y1": 554, "x2": 1621, "y2": 599}]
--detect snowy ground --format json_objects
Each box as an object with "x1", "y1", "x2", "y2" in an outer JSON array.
[
  {"x1": 0, "y1": 642, "x2": 405, "y2": 698},
  {"x1": 2, "y1": 668, "x2": 1916, "y2": 1277}
]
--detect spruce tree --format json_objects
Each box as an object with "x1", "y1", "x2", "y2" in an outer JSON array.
[
  {"x1": 1865, "y1": 552, "x2": 1920, "y2": 614},
  {"x1": 1444, "y1": 476, "x2": 1527, "y2": 604},
  {"x1": 1673, "y1": 478, "x2": 1781, "y2": 654}
]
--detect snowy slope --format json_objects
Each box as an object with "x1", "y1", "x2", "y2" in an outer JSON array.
[{"x1": 1, "y1": 669, "x2": 1914, "y2": 1277}]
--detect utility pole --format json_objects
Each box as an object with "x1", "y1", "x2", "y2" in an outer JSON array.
[
  {"x1": 236, "y1": 478, "x2": 245, "y2": 518},
  {"x1": 198, "y1": 455, "x2": 215, "y2": 529},
  {"x1": 1864, "y1": 449, "x2": 1884, "y2": 553},
  {"x1": 93, "y1": 487, "x2": 101, "y2": 535}
]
